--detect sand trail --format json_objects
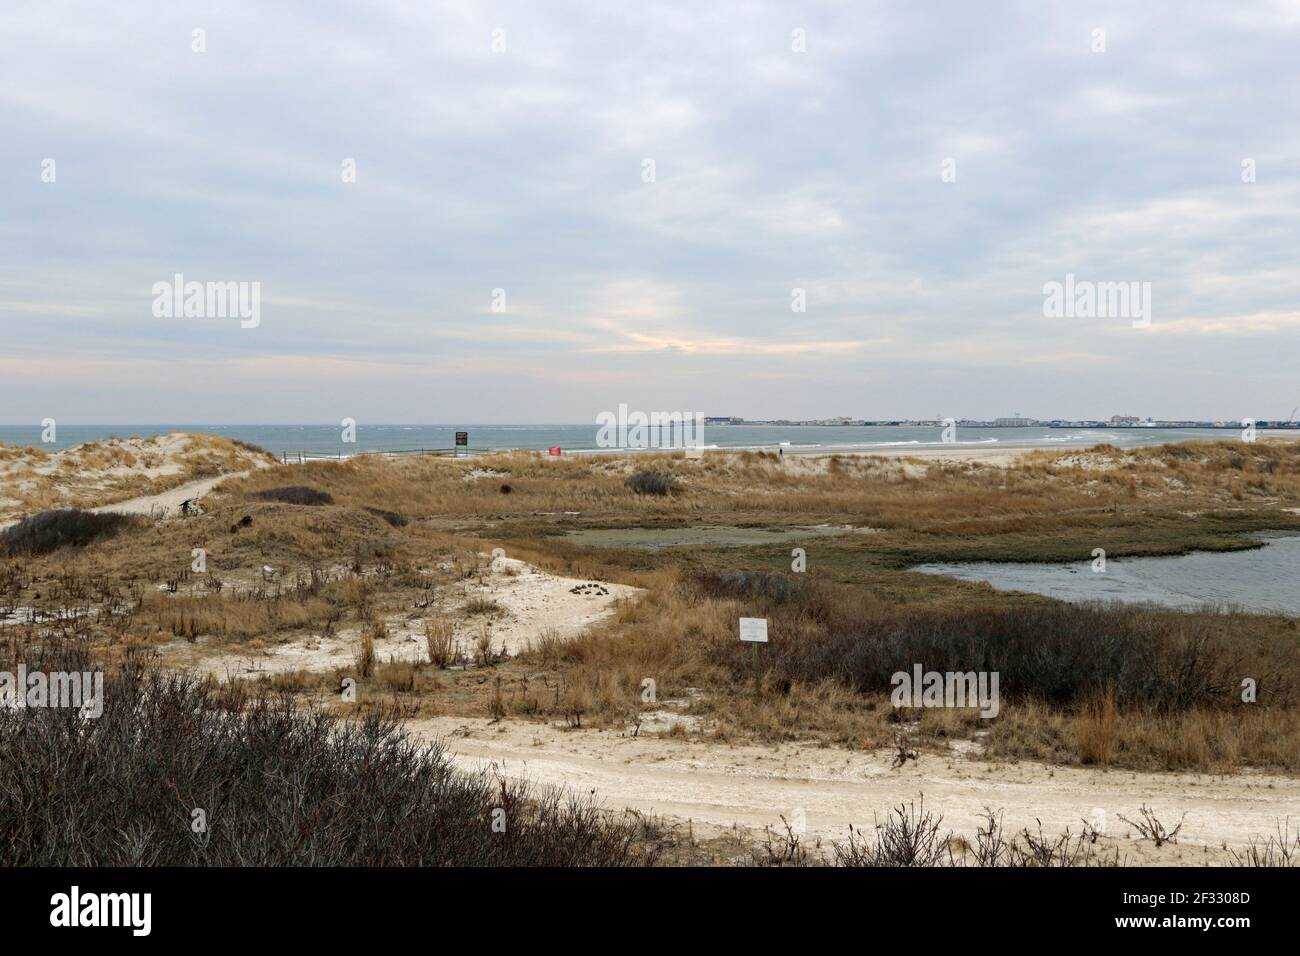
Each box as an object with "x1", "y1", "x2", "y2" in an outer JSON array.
[
  {"x1": 407, "y1": 715, "x2": 1300, "y2": 864},
  {"x1": 89, "y1": 472, "x2": 252, "y2": 518},
  {"x1": 0, "y1": 472, "x2": 251, "y2": 532}
]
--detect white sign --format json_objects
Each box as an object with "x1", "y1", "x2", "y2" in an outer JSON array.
[{"x1": 739, "y1": 617, "x2": 768, "y2": 643}]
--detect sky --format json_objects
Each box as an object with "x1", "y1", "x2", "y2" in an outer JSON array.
[{"x1": 2, "y1": 0, "x2": 1298, "y2": 424}]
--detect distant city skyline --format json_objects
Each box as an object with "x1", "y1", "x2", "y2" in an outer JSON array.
[
  {"x1": 2, "y1": 412, "x2": 1297, "y2": 428},
  {"x1": 2, "y1": 2, "x2": 1298, "y2": 423}
]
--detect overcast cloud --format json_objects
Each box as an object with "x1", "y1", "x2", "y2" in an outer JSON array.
[{"x1": 2, "y1": 1, "x2": 1298, "y2": 423}]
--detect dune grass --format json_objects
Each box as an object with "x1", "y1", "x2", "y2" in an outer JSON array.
[
  {"x1": 4, "y1": 436, "x2": 1300, "y2": 774},
  {"x1": 0, "y1": 433, "x2": 274, "y2": 517}
]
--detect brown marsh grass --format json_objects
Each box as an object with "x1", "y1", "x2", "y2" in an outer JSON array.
[{"x1": 6, "y1": 436, "x2": 1300, "y2": 774}]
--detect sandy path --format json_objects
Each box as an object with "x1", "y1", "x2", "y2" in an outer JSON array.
[
  {"x1": 0, "y1": 470, "x2": 254, "y2": 532},
  {"x1": 407, "y1": 716, "x2": 1300, "y2": 863},
  {"x1": 87, "y1": 471, "x2": 251, "y2": 519}
]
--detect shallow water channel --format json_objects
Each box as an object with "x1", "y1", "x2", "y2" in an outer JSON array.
[{"x1": 915, "y1": 533, "x2": 1300, "y2": 615}]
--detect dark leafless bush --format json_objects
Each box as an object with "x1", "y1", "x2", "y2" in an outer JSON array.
[
  {"x1": 253, "y1": 485, "x2": 334, "y2": 506},
  {"x1": 752, "y1": 816, "x2": 810, "y2": 866},
  {"x1": 971, "y1": 808, "x2": 1009, "y2": 866},
  {"x1": 0, "y1": 642, "x2": 653, "y2": 866},
  {"x1": 1007, "y1": 819, "x2": 1093, "y2": 867},
  {"x1": 836, "y1": 804, "x2": 1120, "y2": 868},
  {"x1": 363, "y1": 506, "x2": 408, "y2": 527},
  {"x1": 695, "y1": 571, "x2": 794, "y2": 605},
  {"x1": 758, "y1": 601, "x2": 1242, "y2": 712},
  {"x1": 834, "y1": 800, "x2": 952, "y2": 867},
  {"x1": 968, "y1": 809, "x2": 1117, "y2": 867},
  {"x1": 1118, "y1": 804, "x2": 1186, "y2": 846},
  {"x1": 625, "y1": 471, "x2": 677, "y2": 496},
  {"x1": 0, "y1": 509, "x2": 143, "y2": 557},
  {"x1": 1230, "y1": 820, "x2": 1299, "y2": 867}
]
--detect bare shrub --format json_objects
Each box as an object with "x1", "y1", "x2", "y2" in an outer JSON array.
[
  {"x1": 834, "y1": 799, "x2": 952, "y2": 867},
  {"x1": 1118, "y1": 804, "x2": 1186, "y2": 846},
  {"x1": 363, "y1": 506, "x2": 408, "y2": 527},
  {"x1": 832, "y1": 803, "x2": 1123, "y2": 868},
  {"x1": 695, "y1": 571, "x2": 793, "y2": 605},
  {"x1": 0, "y1": 643, "x2": 652, "y2": 865},
  {"x1": 971, "y1": 808, "x2": 1010, "y2": 867},
  {"x1": 752, "y1": 601, "x2": 1241, "y2": 713},
  {"x1": 1005, "y1": 819, "x2": 1093, "y2": 867},
  {"x1": 753, "y1": 816, "x2": 810, "y2": 866},
  {"x1": 0, "y1": 509, "x2": 143, "y2": 557},
  {"x1": 1230, "y1": 820, "x2": 1299, "y2": 867},
  {"x1": 626, "y1": 471, "x2": 677, "y2": 496},
  {"x1": 253, "y1": 486, "x2": 334, "y2": 506}
]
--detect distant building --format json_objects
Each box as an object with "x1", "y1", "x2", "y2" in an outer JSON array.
[
  {"x1": 704, "y1": 416, "x2": 742, "y2": 425},
  {"x1": 993, "y1": 416, "x2": 1035, "y2": 427},
  {"x1": 1109, "y1": 415, "x2": 1141, "y2": 425}
]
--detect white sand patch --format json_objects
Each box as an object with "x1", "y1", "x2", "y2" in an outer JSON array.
[
  {"x1": 1048, "y1": 453, "x2": 1125, "y2": 470},
  {"x1": 0, "y1": 434, "x2": 184, "y2": 479},
  {"x1": 159, "y1": 556, "x2": 642, "y2": 679},
  {"x1": 455, "y1": 556, "x2": 641, "y2": 657}
]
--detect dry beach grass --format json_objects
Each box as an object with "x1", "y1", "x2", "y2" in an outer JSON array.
[{"x1": 3, "y1": 435, "x2": 1300, "y2": 863}]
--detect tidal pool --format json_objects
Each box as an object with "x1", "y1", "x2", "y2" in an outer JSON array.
[{"x1": 915, "y1": 533, "x2": 1300, "y2": 615}]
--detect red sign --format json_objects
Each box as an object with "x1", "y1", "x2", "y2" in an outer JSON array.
[{"x1": 548, "y1": 446, "x2": 562, "y2": 456}]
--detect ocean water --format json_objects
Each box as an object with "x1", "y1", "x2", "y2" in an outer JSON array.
[
  {"x1": 0, "y1": 423, "x2": 1283, "y2": 456},
  {"x1": 915, "y1": 533, "x2": 1300, "y2": 616}
]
